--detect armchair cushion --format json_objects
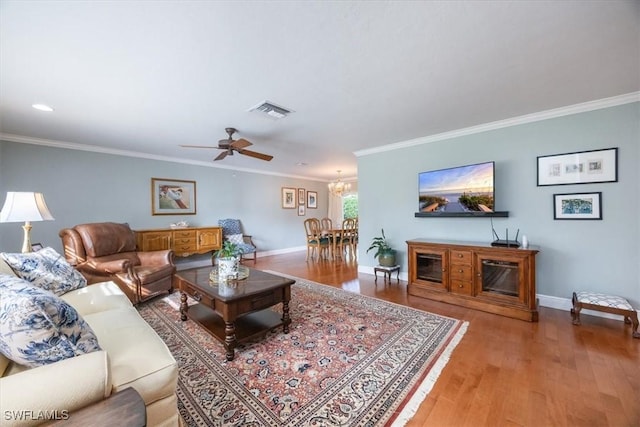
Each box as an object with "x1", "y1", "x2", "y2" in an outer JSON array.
[
  {"x1": 1, "y1": 247, "x2": 87, "y2": 296},
  {"x1": 0, "y1": 274, "x2": 101, "y2": 368}
]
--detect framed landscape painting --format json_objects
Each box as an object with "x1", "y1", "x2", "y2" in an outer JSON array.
[
  {"x1": 554, "y1": 192, "x2": 602, "y2": 220},
  {"x1": 537, "y1": 147, "x2": 617, "y2": 186},
  {"x1": 151, "y1": 178, "x2": 196, "y2": 215}
]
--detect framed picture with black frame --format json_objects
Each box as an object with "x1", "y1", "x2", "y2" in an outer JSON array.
[
  {"x1": 553, "y1": 192, "x2": 602, "y2": 220},
  {"x1": 537, "y1": 147, "x2": 618, "y2": 186}
]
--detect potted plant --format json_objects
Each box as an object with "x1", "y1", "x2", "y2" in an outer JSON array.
[
  {"x1": 366, "y1": 228, "x2": 396, "y2": 267},
  {"x1": 214, "y1": 240, "x2": 241, "y2": 282}
]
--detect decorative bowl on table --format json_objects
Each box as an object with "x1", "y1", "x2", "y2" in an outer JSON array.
[{"x1": 209, "y1": 265, "x2": 250, "y2": 284}]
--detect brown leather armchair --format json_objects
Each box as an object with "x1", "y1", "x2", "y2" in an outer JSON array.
[{"x1": 59, "y1": 222, "x2": 175, "y2": 304}]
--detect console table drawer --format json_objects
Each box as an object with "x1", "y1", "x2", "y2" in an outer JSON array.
[
  {"x1": 450, "y1": 264, "x2": 472, "y2": 281},
  {"x1": 450, "y1": 279, "x2": 473, "y2": 295},
  {"x1": 450, "y1": 250, "x2": 472, "y2": 264},
  {"x1": 173, "y1": 230, "x2": 196, "y2": 239}
]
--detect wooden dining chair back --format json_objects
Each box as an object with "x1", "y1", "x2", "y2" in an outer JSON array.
[
  {"x1": 304, "y1": 218, "x2": 330, "y2": 261},
  {"x1": 320, "y1": 217, "x2": 333, "y2": 231},
  {"x1": 338, "y1": 218, "x2": 358, "y2": 259}
]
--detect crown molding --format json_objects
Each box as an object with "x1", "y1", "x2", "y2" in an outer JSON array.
[
  {"x1": 0, "y1": 133, "x2": 327, "y2": 182},
  {"x1": 354, "y1": 91, "x2": 640, "y2": 157}
]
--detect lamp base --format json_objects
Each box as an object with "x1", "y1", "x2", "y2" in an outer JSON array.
[{"x1": 21, "y1": 221, "x2": 32, "y2": 253}]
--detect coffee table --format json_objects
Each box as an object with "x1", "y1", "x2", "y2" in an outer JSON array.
[{"x1": 173, "y1": 267, "x2": 294, "y2": 361}]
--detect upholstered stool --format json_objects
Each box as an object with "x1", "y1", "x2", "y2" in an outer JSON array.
[{"x1": 571, "y1": 291, "x2": 639, "y2": 338}]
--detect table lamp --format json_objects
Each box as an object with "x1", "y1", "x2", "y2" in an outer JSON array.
[{"x1": 0, "y1": 192, "x2": 55, "y2": 253}]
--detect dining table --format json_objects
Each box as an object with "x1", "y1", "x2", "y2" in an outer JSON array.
[{"x1": 320, "y1": 227, "x2": 357, "y2": 259}]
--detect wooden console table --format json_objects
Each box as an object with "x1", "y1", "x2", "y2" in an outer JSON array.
[
  {"x1": 135, "y1": 226, "x2": 222, "y2": 257},
  {"x1": 407, "y1": 239, "x2": 539, "y2": 322}
]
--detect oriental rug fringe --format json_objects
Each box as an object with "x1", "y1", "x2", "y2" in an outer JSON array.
[{"x1": 138, "y1": 272, "x2": 467, "y2": 426}]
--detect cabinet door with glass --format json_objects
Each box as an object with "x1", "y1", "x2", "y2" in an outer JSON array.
[
  {"x1": 474, "y1": 251, "x2": 531, "y2": 307},
  {"x1": 409, "y1": 246, "x2": 449, "y2": 291}
]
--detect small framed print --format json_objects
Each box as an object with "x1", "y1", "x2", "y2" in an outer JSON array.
[
  {"x1": 298, "y1": 205, "x2": 306, "y2": 216},
  {"x1": 151, "y1": 178, "x2": 196, "y2": 215},
  {"x1": 537, "y1": 147, "x2": 618, "y2": 186},
  {"x1": 31, "y1": 243, "x2": 44, "y2": 252},
  {"x1": 282, "y1": 187, "x2": 296, "y2": 209},
  {"x1": 554, "y1": 192, "x2": 602, "y2": 220},
  {"x1": 298, "y1": 188, "x2": 306, "y2": 205},
  {"x1": 307, "y1": 191, "x2": 318, "y2": 209}
]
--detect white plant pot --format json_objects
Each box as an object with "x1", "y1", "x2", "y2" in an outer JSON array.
[{"x1": 217, "y1": 257, "x2": 239, "y2": 283}]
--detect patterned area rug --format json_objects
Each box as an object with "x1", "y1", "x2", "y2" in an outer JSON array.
[{"x1": 137, "y1": 272, "x2": 467, "y2": 426}]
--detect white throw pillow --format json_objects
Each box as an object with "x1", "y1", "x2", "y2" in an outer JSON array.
[
  {"x1": 0, "y1": 274, "x2": 101, "y2": 368},
  {"x1": 227, "y1": 234, "x2": 244, "y2": 245},
  {"x1": 1, "y1": 247, "x2": 87, "y2": 296}
]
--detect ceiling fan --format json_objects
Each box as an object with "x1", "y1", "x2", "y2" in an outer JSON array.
[{"x1": 180, "y1": 127, "x2": 273, "y2": 162}]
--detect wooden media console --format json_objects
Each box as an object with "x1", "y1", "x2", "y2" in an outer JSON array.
[{"x1": 407, "y1": 239, "x2": 539, "y2": 321}]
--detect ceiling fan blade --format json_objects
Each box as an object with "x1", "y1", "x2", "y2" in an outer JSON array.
[
  {"x1": 237, "y1": 149, "x2": 273, "y2": 161},
  {"x1": 180, "y1": 144, "x2": 221, "y2": 149},
  {"x1": 231, "y1": 138, "x2": 252, "y2": 149},
  {"x1": 214, "y1": 151, "x2": 229, "y2": 161}
]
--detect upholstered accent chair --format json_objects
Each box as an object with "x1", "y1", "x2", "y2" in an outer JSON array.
[
  {"x1": 59, "y1": 222, "x2": 175, "y2": 304},
  {"x1": 218, "y1": 218, "x2": 257, "y2": 263}
]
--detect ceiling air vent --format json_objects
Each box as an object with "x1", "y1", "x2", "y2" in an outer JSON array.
[{"x1": 248, "y1": 101, "x2": 293, "y2": 120}]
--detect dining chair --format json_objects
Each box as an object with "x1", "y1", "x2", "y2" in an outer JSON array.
[
  {"x1": 337, "y1": 218, "x2": 357, "y2": 259},
  {"x1": 304, "y1": 218, "x2": 330, "y2": 261},
  {"x1": 320, "y1": 217, "x2": 333, "y2": 231}
]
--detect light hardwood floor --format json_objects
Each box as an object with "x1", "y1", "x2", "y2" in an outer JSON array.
[{"x1": 250, "y1": 251, "x2": 639, "y2": 427}]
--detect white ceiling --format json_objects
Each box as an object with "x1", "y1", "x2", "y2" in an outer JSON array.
[{"x1": 1, "y1": 1, "x2": 638, "y2": 181}]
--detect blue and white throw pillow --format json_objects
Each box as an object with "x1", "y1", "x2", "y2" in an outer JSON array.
[
  {"x1": 1, "y1": 247, "x2": 87, "y2": 296},
  {"x1": 227, "y1": 234, "x2": 245, "y2": 245},
  {"x1": 0, "y1": 274, "x2": 101, "y2": 368}
]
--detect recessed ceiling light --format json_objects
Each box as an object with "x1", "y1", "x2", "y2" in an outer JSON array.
[
  {"x1": 32, "y1": 104, "x2": 54, "y2": 112},
  {"x1": 296, "y1": 162, "x2": 308, "y2": 166}
]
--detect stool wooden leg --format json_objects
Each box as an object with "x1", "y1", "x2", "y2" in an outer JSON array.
[
  {"x1": 630, "y1": 311, "x2": 640, "y2": 339},
  {"x1": 571, "y1": 292, "x2": 582, "y2": 326}
]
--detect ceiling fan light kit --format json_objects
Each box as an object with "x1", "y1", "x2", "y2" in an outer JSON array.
[{"x1": 180, "y1": 127, "x2": 273, "y2": 162}]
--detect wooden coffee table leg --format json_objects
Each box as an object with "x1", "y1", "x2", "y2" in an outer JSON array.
[
  {"x1": 180, "y1": 292, "x2": 188, "y2": 321},
  {"x1": 282, "y1": 300, "x2": 290, "y2": 334},
  {"x1": 224, "y1": 321, "x2": 236, "y2": 361}
]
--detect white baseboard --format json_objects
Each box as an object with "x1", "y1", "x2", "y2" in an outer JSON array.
[{"x1": 357, "y1": 265, "x2": 637, "y2": 322}]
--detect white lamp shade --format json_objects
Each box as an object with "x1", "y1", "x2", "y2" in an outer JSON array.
[{"x1": 0, "y1": 192, "x2": 55, "y2": 223}]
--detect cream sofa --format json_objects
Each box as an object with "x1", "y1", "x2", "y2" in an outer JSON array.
[{"x1": 0, "y1": 259, "x2": 180, "y2": 426}]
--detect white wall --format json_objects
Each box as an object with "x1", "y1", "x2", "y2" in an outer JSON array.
[
  {"x1": 357, "y1": 102, "x2": 640, "y2": 307},
  {"x1": 0, "y1": 142, "x2": 326, "y2": 258}
]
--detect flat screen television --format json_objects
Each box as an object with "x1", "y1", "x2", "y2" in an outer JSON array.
[{"x1": 418, "y1": 161, "x2": 495, "y2": 214}]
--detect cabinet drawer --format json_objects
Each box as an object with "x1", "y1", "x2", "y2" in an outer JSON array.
[
  {"x1": 236, "y1": 290, "x2": 282, "y2": 313},
  {"x1": 450, "y1": 264, "x2": 472, "y2": 281},
  {"x1": 173, "y1": 230, "x2": 196, "y2": 239},
  {"x1": 450, "y1": 250, "x2": 472, "y2": 264},
  {"x1": 450, "y1": 279, "x2": 473, "y2": 296},
  {"x1": 180, "y1": 283, "x2": 214, "y2": 307}
]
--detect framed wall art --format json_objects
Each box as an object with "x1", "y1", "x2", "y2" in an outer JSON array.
[
  {"x1": 282, "y1": 187, "x2": 296, "y2": 209},
  {"x1": 307, "y1": 191, "x2": 318, "y2": 209},
  {"x1": 537, "y1": 147, "x2": 618, "y2": 186},
  {"x1": 298, "y1": 188, "x2": 306, "y2": 205},
  {"x1": 553, "y1": 192, "x2": 602, "y2": 220},
  {"x1": 298, "y1": 205, "x2": 306, "y2": 216},
  {"x1": 151, "y1": 178, "x2": 196, "y2": 215}
]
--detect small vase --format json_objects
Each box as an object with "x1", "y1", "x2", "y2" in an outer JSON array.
[{"x1": 378, "y1": 250, "x2": 396, "y2": 267}]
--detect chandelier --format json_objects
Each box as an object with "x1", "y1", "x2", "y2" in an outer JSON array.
[{"x1": 328, "y1": 170, "x2": 351, "y2": 196}]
